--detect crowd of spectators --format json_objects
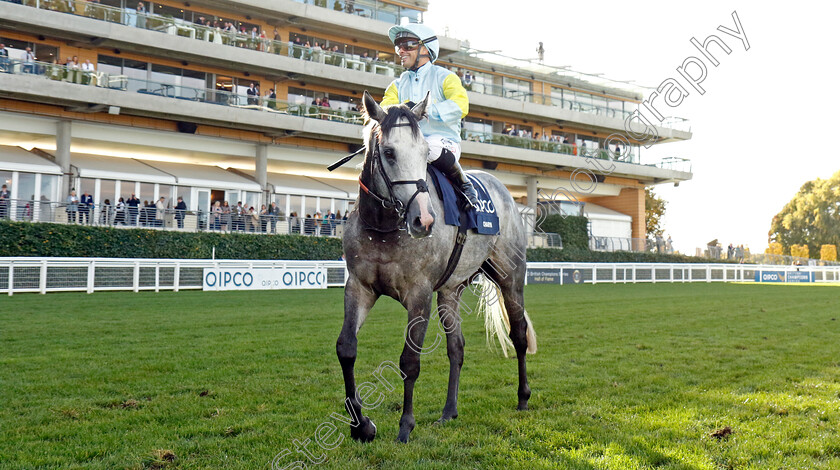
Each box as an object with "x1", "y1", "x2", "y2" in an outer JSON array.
[{"x1": 287, "y1": 210, "x2": 347, "y2": 236}]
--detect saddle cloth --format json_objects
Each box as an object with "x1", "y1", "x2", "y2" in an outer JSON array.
[{"x1": 428, "y1": 166, "x2": 500, "y2": 235}]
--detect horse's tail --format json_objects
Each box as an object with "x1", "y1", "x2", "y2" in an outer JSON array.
[{"x1": 476, "y1": 275, "x2": 537, "y2": 358}]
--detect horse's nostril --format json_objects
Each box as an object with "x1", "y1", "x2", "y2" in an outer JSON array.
[{"x1": 413, "y1": 216, "x2": 423, "y2": 228}]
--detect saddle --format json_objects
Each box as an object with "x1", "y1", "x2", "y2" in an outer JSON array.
[{"x1": 427, "y1": 166, "x2": 499, "y2": 290}]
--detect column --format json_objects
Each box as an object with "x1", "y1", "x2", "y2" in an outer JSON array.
[
  {"x1": 56, "y1": 120, "x2": 72, "y2": 198},
  {"x1": 526, "y1": 176, "x2": 537, "y2": 232},
  {"x1": 256, "y1": 143, "x2": 268, "y2": 197}
]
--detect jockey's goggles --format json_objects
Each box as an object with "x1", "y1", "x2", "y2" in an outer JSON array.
[{"x1": 395, "y1": 39, "x2": 421, "y2": 52}]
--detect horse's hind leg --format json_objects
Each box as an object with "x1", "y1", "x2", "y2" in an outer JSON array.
[
  {"x1": 484, "y1": 259, "x2": 531, "y2": 410},
  {"x1": 436, "y1": 285, "x2": 466, "y2": 423},
  {"x1": 336, "y1": 276, "x2": 379, "y2": 442},
  {"x1": 397, "y1": 290, "x2": 434, "y2": 443}
]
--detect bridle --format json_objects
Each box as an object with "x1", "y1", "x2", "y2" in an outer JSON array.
[{"x1": 358, "y1": 121, "x2": 429, "y2": 232}]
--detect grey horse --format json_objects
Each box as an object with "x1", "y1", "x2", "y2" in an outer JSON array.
[{"x1": 336, "y1": 91, "x2": 536, "y2": 444}]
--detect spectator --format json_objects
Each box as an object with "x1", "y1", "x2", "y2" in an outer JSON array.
[
  {"x1": 312, "y1": 97, "x2": 322, "y2": 107},
  {"x1": 222, "y1": 201, "x2": 231, "y2": 231},
  {"x1": 136, "y1": 2, "x2": 146, "y2": 29},
  {"x1": 174, "y1": 196, "x2": 186, "y2": 229},
  {"x1": 233, "y1": 201, "x2": 244, "y2": 231},
  {"x1": 304, "y1": 213, "x2": 314, "y2": 235},
  {"x1": 0, "y1": 184, "x2": 9, "y2": 219},
  {"x1": 0, "y1": 44, "x2": 9, "y2": 73},
  {"x1": 463, "y1": 70, "x2": 473, "y2": 90},
  {"x1": 141, "y1": 200, "x2": 152, "y2": 226},
  {"x1": 81, "y1": 59, "x2": 95, "y2": 72},
  {"x1": 79, "y1": 190, "x2": 93, "y2": 224},
  {"x1": 314, "y1": 211, "x2": 322, "y2": 235},
  {"x1": 211, "y1": 200, "x2": 222, "y2": 230},
  {"x1": 126, "y1": 193, "x2": 140, "y2": 225},
  {"x1": 245, "y1": 206, "x2": 257, "y2": 232},
  {"x1": 100, "y1": 199, "x2": 112, "y2": 225},
  {"x1": 246, "y1": 82, "x2": 259, "y2": 105},
  {"x1": 156, "y1": 197, "x2": 166, "y2": 226},
  {"x1": 115, "y1": 197, "x2": 126, "y2": 225},
  {"x1": 259, "y1": 204, "x2": 269, "y2": 232},
  {"x1": 22, "y1": 47, "x2": 36, "y2": 74},
  {"x1": 265, "y1": 88, "x2": 277, "y2": 109},
  {"x1": 321, "y1": 97, "x2": 331, "y2": 108},
  {"x1": 269, "y1": 202, "x2": 281, "y2": 233},
  {"x1": 536, "y1": 42, "x2": 545, "y2": 63},
  {"x1": 289, "y1": 211, "x2": 299, "y2": 234},
  {"x1": 66, "y1": 189, "x2": 79, "y2": 223}
]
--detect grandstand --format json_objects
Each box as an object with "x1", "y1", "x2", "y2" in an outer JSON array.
[{"x1": 0, "y1": 0, "x2": 692, "y2": 247}]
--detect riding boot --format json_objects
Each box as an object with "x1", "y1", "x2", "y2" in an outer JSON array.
[{"x1": 432, "y1": 149, "x2": 480, "y2": 209}]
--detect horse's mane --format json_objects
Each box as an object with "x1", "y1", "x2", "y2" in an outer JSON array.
[{"x1": 372, "y1": 105, "x2": 421, "y2": 140}]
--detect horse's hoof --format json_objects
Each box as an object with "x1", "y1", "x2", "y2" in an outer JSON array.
[
  {"x1": 434, "y1": 414, "x2": 458, "y2": 425},
  {"x1": 396, "y1": 431, "x2": 410, "y2": 443},
  {"x1": 350, "y1": 417, "x2": 377, "y2": 443},
  {"x1": 517, "y1": 402, "x2": 529, "y2": 411}
]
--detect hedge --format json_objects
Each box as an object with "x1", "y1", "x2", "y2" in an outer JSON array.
[
  {"x1": 1, "y1": 221, "x2": 727, "y2": 264},
  {"x1": 527, "y1": 247, "x2": 734, "y2": 264},
  {"x1": 0, "y1": 221, "x2": 343, "y2": 260},
  {"x1": 537, "y1": 215, "x2": 589, "y2": 249}
]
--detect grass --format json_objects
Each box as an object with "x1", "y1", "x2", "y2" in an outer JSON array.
[{"x1": 1, "y1": 283, "x2": 839, "y2": 469}]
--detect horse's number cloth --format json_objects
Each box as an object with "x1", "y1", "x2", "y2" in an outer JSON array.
[{"x1": 428, "y1": 166, "x2": 500, "y2": 235}]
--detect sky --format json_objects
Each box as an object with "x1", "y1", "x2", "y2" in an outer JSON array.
[{"x1": 424, "y1": 1, "x2": 840, "y2": 254}]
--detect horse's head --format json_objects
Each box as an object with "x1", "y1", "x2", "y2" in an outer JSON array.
[{"x1": 362, "y1": 90, "x2": 436, "y2": 238}]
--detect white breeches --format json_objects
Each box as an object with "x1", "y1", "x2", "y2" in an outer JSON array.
[{"x1": 425, "y1": 135, "x2": 461, "y2": 163}]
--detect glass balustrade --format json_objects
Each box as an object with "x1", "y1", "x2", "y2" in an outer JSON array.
[
  {"x1": 6, "y1": 0, "x2": 694, "y2": 128},
  {"x1": 2, "y1": 59, "x2": 687, "y2": 169}
]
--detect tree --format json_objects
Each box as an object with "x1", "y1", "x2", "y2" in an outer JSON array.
[
  {"x1": 769, "y1": 170, "x2": 840, "y2": 256},
  {"x1": 645, "y1": 187, "x2": 667, "y2": 237}
]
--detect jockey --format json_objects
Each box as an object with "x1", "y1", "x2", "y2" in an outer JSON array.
[{"x1": 381, "y1": 23, "x2": 480, "y2": 209}]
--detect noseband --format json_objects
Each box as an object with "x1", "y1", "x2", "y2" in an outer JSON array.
[{"x1": 358, "y1": 122, "x2": 429, "y2": 230}]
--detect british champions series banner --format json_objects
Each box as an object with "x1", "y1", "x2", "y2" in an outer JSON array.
[{"x1": 203, "y1": 267, "x2": 328, "y2": 291}]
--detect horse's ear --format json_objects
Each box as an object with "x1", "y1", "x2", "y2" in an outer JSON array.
[
  {"x1": 411, "y1": 91, "x2": 430, "y2": 121},
  {"x1": 362, "y1": 91, "x2": 385, "y2": 123}
]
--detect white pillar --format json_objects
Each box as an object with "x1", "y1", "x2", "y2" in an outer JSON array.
[{"x1": 56, "y1": 120, "x2": 72, "y2": 198}]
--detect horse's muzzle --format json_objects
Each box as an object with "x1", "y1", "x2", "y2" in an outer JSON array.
[{"x1": 406, "y1": 192, "x2": 434, "y2": 238}]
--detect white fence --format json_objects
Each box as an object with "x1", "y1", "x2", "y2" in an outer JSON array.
[
  {"x1": 525, "y1": 262, "x2": 840, "y2": 285},
  {"x1": 0, "y1": 258, "x2": 348, "y2": 295},
  {"x1": 1, "y1": 258, "x2": 839, "y2": 295}
]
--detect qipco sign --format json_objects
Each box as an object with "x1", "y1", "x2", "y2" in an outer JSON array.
[{"x1": 203, "y1": 268, "x2": 327, "y2": 291}]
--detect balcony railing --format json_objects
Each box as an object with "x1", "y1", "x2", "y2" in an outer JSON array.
[
  {"x1": 1, "y1": 59, "x2": 367, "y2": 122},
  {"x1": 289, "y1": 0, "x2": 423, "y2": 25},
  {"x1": 6, "y1": 0, "x2": 694, "y2": 131},
  {"x1": 10, "y1": 0, "x2": 405, "y2": 75},
  {"x1": 2, "y1": 58, "x2": 692, "y2": 173},
  {"x1": 462, "y1": 129, "x2": 640, "y2": 164},
  {"x1": 0, "y1": 198, "x2": 350, "y2": 236}
]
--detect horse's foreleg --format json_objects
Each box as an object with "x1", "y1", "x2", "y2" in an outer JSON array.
[
  {"x1": 336, "y1": 277, "x2": 379, "y2": 442},
  {"x1": 397, "y1": 292, "x2": 434, "y2": 443},
  {"x1": 436, "y1": 288, "x2": 465, "y2": 423}
]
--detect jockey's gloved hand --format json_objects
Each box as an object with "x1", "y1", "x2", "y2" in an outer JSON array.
[{"x1": 404, "y1": 101, "x2": 416, "y2": 109}]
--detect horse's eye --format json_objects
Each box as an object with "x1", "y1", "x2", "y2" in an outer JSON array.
[{"x1": 383, "y1": 148, "x2": 395, "y2": 160}]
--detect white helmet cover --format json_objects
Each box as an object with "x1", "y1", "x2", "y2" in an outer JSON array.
[{"x1": 388, "y1": 23, "x2": 439, "y2": 63}]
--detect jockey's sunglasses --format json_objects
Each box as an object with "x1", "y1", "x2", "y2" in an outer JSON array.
[{"x1": 395, "y1": 40, "x2": 421, "y2": 52}]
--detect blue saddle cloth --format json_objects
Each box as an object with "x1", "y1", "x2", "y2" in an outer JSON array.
[{"x1": 428, "y1": 166, "x2": 500, "y2": 235}]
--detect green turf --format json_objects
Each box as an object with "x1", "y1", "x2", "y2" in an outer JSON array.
[{"x1": 1, "y1": 283, "x2": 839, "y2": 469}]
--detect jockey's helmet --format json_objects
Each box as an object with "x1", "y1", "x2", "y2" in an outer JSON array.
[{"x1": 388, "y1": 23, "x2": 439, "y2": 63}]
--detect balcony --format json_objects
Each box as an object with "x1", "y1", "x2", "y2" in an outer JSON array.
[
  {"x1": 0, "y1": 58, "x2": 692, "y2": 181},
  {"x1": 287, "y1": 0, "x2": 425, "y2": 25}
]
